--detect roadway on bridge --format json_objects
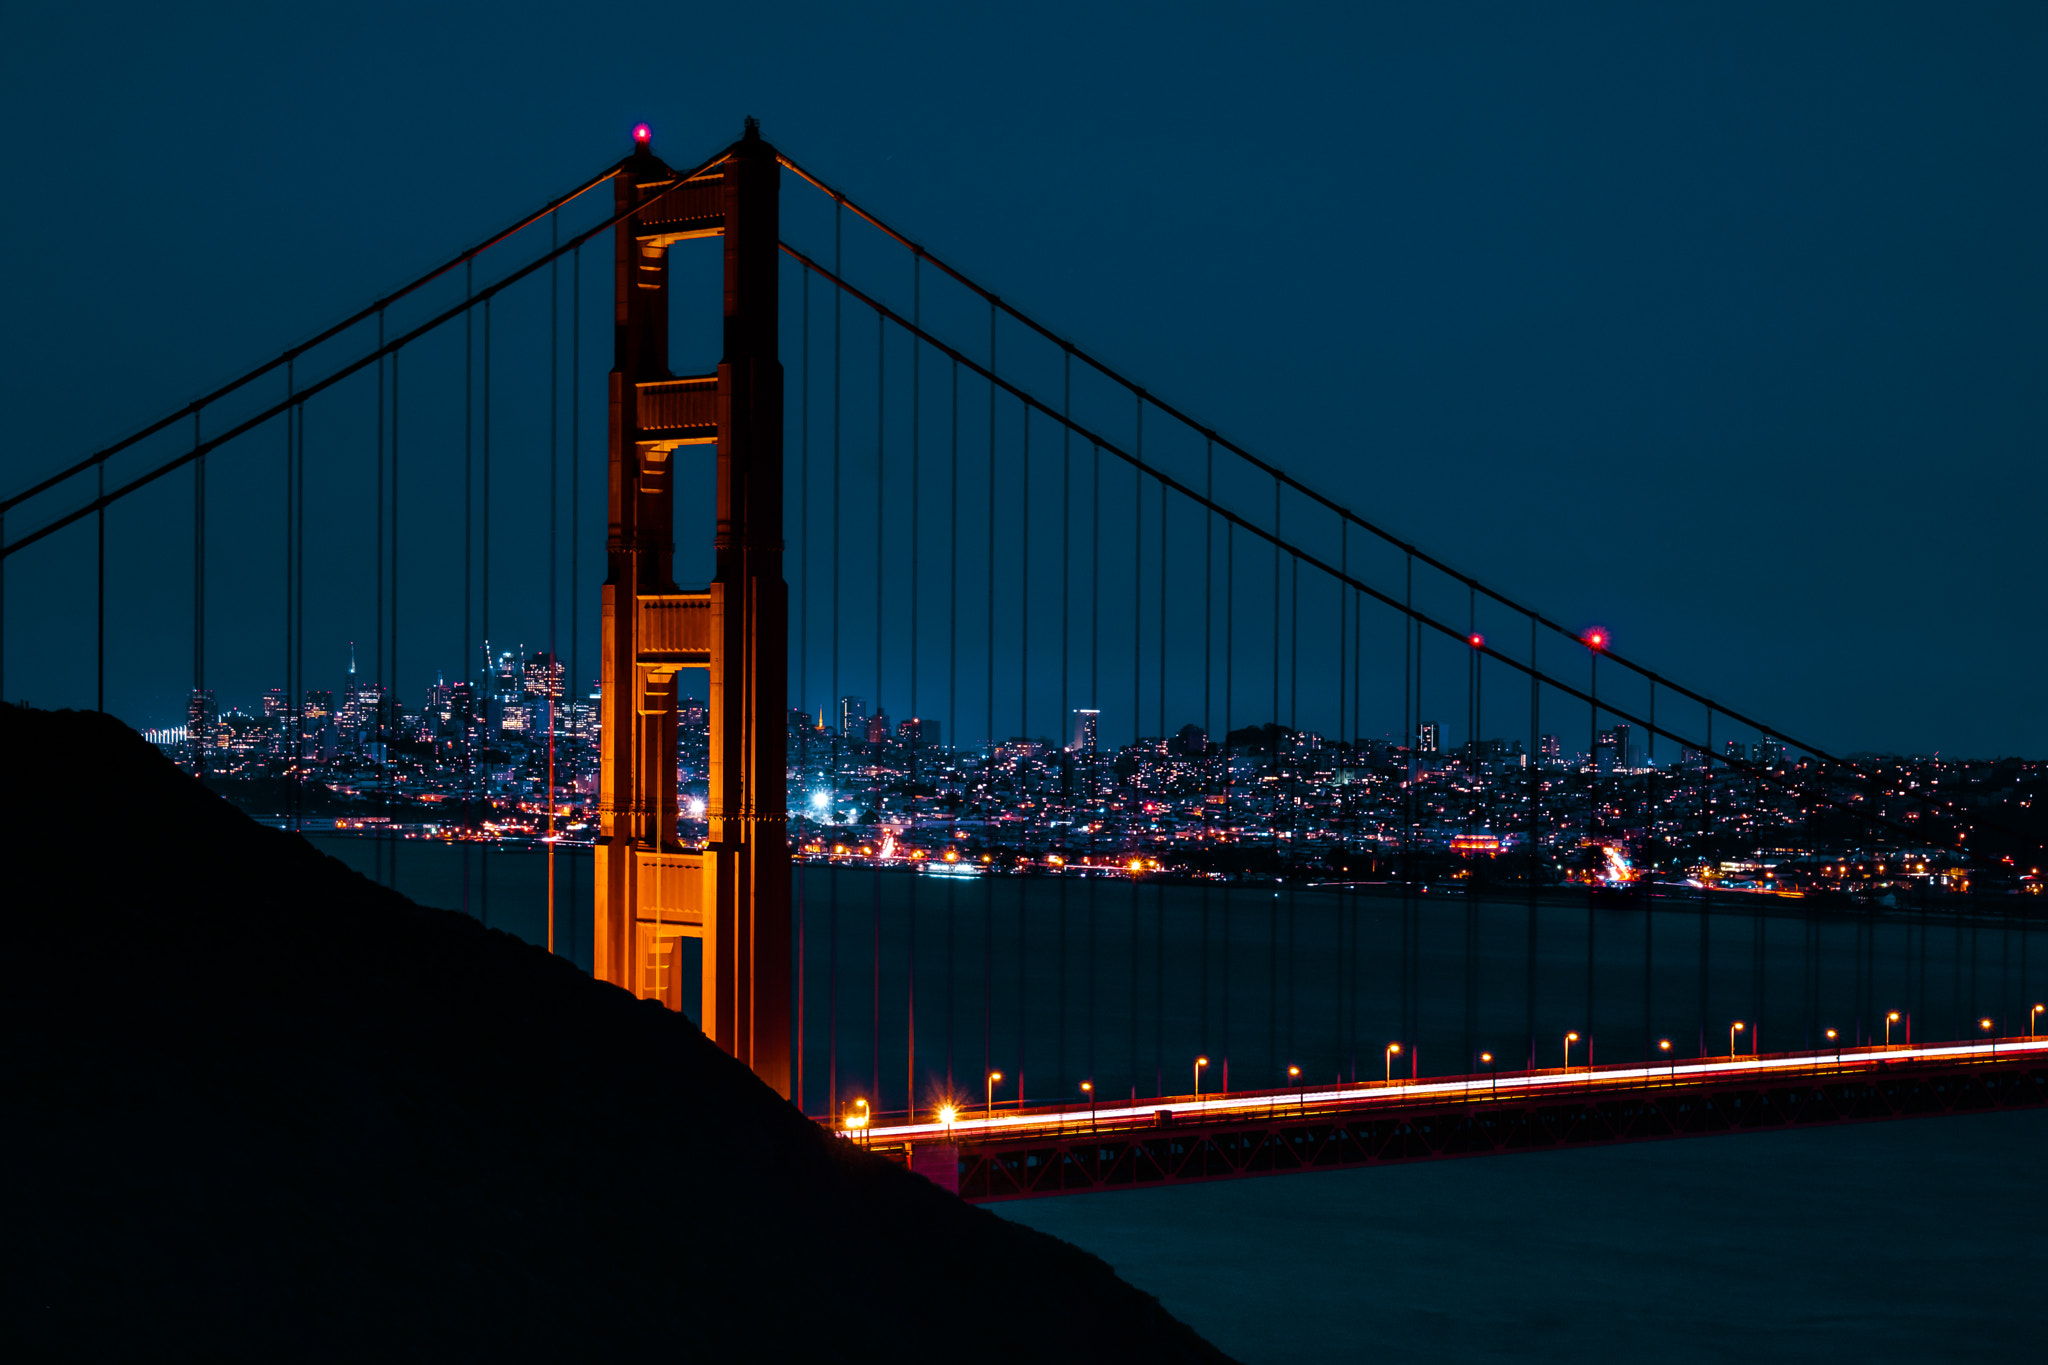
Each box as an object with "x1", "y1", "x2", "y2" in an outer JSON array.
[{"x1": 850, "y1": 1036, "x2": 2048, "y2": 1145}]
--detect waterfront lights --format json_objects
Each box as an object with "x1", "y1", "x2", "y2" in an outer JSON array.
[
  {"x1": 986, "y1": 1070, "x2": 1003, "y2": 1118},
  {"x1": 1564, "y1": 1031, "x2": 1580, "y2": 1068},
  {"x1": 1886, "y1": 1011, "x2": 1902, "y2": 1046},
  {"x1": 1194, "y1": 1056, "x2": 1209, "y2": 1097},
  {"x1": 1385, "y1": 1042, "x2": 1402, "y2": 1083},
  {"x1": 1730, "y1": 1020, "x2": 1746, "y2": 1057}
]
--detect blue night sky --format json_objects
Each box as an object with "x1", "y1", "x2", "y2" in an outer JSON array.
[{"x1": 1, "y1": 1, "x2": 2041, "y2": 756}]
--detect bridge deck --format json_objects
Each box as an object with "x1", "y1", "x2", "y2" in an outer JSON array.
[{"x1": 835, "y1": 1039, "x2": 2048, "y2": 1202}]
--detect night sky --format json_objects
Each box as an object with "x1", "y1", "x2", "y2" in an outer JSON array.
[{"x1": 2, "y1": 1, "x2": 2042, "y2": 756}]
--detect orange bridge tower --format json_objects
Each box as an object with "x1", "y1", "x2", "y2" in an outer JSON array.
[{"x1": 593, "y1": 120, "x2": 791, "y2": 1097}]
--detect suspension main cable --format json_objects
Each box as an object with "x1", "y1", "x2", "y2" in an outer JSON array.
[
  {"x1": 778, "y1": 242, "x2": 2037, "y2": 854},
  {"x1": 5, "y1": 145, "x2": 735, "y2": 553},
  {"x1": 2, "y1": 159, "x2": 651, "y2": 518},
  {"x1": 773, "y1": 158, "x2": 1901, "y2": 801}
]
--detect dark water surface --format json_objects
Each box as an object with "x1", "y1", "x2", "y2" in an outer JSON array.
[{"x1": 309, "y1": 837, "x2": 2048, "y2": 1361}]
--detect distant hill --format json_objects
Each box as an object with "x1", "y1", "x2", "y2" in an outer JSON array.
[{"x1": 0, "y1": 704, "x2": 1232, "y2": 1363}]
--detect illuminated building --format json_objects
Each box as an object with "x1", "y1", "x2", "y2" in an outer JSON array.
[
  {"x1": 839, "y1": 695, "x2": 867, "y2": 739},
  {"x1": 898, "y1": 717, "x2": 941, "y2": 747},
  {"x1": 186, "y1": 688, "x2": 216, "y2": 776},
  {"x1": 1070, "y1": 708, "x2": 1100, "y2": 754},
  {"x1": 1418, "y1": 722, "x2": 1439, "y2": 754}
]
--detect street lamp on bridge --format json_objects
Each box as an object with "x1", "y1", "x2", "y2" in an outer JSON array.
[
  {"x1": 1385, "y1": 1043, "x2": 1401, "y2": 1084},
  {"x1": 1825, "y1": 1028, "x2": 1840, "y2": 1065},
  {"x1": 1195, "y1": 1056, "x2": 1209, "y2": 1097},
  {"x1": 2032, "y1": 1004, "x2": 2044, "y2": 1038},
  {"x1": 1480, "y1": 1052, "x2": 1495, "y2": 1094},
  {"x1": 1981, "y1": 1016, "x2": 1996, "y2": 1056},
  {"x1": 1563, "y1": 1031, "x2": 1580, "y2": 1070},
  {"x1": 986, "y1": 1070, "x2": 1003, "y2": 1120},
  {"x1": 1080, "y1": 1080, "x2": 1094, "y2": 1131},
  {"x1": 1886, "y1": 1011, "x2": 1901, "y2": 1046},
  {"x1": 1658, "y1": 1038, "x2": 1673, "y2": 1079},
  {"x1": 1729, "y1": 1021, "x2": 1745, "y2": 1058},
  {"x1": 1288, "y1": 1065, "x2": 1304, "y2": 1113}
]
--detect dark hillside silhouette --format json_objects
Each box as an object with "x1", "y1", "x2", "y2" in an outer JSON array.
[{"x1": 0, "y1": 704, "x2": 1231, "y2": 1364}]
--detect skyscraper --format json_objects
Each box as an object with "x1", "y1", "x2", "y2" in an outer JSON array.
[
  {"x1": 1070, "y1": 708, "x2": 1100, "y2": 754},
  {"x1": 838, "y1": 696, "x2": 867, "y2": 739},
  {"x1": 1418, "y1": 721, "x2": 1439, "y2": 754}
]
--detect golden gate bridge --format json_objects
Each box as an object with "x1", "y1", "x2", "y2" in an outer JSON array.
[{"x1": 2, "y1": 120, "x2": 2042, "y2": 1201}]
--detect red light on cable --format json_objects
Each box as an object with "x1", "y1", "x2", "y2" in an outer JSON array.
[
  {"x1": 1584, "y1": 628, "x2": 1609, "y2": 651},
  {"x1": 1468, "y1": 633, "x2": 1485, "y2": 649},
  {"x1": 632, "y1": 122, "x2": 652, "y2": 145}
]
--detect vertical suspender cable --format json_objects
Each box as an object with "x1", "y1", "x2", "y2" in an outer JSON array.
[
  {"x1": 294, "y1": 363, "x2": 305, "y2": 835},
  {"x1": 829, "y1": 196, "x2": 842, "y2": 1121},
  {"x1": 1131, "y1": 400, "x2": 1142, "y2": 1093},
  {"x1": 1019, "y1": 396, "x2": 1030, "y2": 1105},
  {"x1": 792, "y1": 261, "x2": 807, "y2": 1110},
  {"x1": 1586, "y1": 643, "x2": 1597, "y2": 1051},
  {"x1": 947, "y1": 357, "x2": 958, "y2": 1093},
  {"x1": 1202, "y1": 439, "x2": 1213, "y2": 1061},
  {"x1": 1465, "y1": 586, "x2": 1476, "y2": 1066},
  {"x1": 390, "y1": 348, "x2": 400, "y2": 893},
  {"x1": 1089, "y1": 437, "x2": 1100, "y2": 1087},
  {"x1": 1057, "y1": 350, "x2": 1070, "y2": 1089},
  {"x1": 875, "y1": 312, "x2": 885, "y2": 1110},
  {"x1": 1401, "y1": 556, "x2": 1414, "y2": 1054},
  {"x1": 97, "y1": 456, "x2": 105, "y2": 713},
  {"x1": 481, "y1": 297, "x2": 492, "y2": 925},
  {"x1": 985, "y1": 301, "x2": 997, "y2": 1102},
  {"x1": 193, "y1": 410, "x2": 205, "y2": 780},
  {"x1": 1287, "y1": 538, "x2": 1297, "y2": 1070},
  {"x1": 280, "y1": 365, "x2": 292, "y2": 799},
  {"x1": 1269, "y1": 477, "x2": 1279, "y2": 1081},
  {"x1": 1222, "y1": 511, "x2": 1233, "y2": 1091},
  {"x1": 1528, "y1": 615, "x2": 1540, "y2": 1069},
  {"x1": 463, "y1": 263, "x2": 474, "y2": 916},
  {"x1": 907, "y1": 255, "x2": 919, "y2": 1117},
  {"x1": 1154, "y1": 431, "x2": 1166, "y2": 1096},
  {"x1": 544, "y1": 218, "x2": 561, "y2": 957}
]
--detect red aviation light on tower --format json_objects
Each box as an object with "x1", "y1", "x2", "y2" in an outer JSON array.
[
  {"x1": 1583, "y1": 627, "x2": 1609, "y2": 651},
  {"x1": 1468, "y1": 633, "x2": 1485, "y2": 649},
  {"x1": 631, "y1": 122, "x2": 652, "y2": 146}
]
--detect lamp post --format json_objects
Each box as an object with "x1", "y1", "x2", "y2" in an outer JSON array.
[
  {"x1": 1385, "y1": 1042, "x2": 1402, "y2": 1084},
  {"x1": 1564, "y1": 1031, "x2": 1580, "y2": 1070},
  {"x1": 1729, "y1": 1020, "x2": 1745, "y2": 1058},
  {"x1": 1288, "y1": 1064, "x2": 1303, "y2": 1113},
  {"x1": 1658, "y1": 1038, "x2": 1673, "y2": 1080},
  {"x1": 1080, "y1": 1080, "x2": 1094, "y2": 1132},
  {"x1": 1825, "y1": 1028, "x2": 1839, "y2": 1066},
  {"x1": 850, "y1": 1097, "x2": 870, "y2": 1147},
  {"x1": 2032, "y1": 1004, "x2": 2044, "y2": 1038},
  {"x1": 1194, "y1": 1056, "x2": 1209, "y2": 1098},
  {"x1": 1479, "y1": 1051, "x2": 1495, "y2": 1095},
  {"x1": 1885, "y1": 1011, "x2": 1900, "y2": 1047},
  {"x1": 1981, "y1": 1017, "x2": 1995, "y2": 1057},
  {"x1": 987, "y1": 1070, "x2": 1003, "y2": 1121}
]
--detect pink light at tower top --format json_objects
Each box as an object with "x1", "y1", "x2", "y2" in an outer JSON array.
[{"x1": 632, "y1": 122, "x2": 652, "y2": 145}]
